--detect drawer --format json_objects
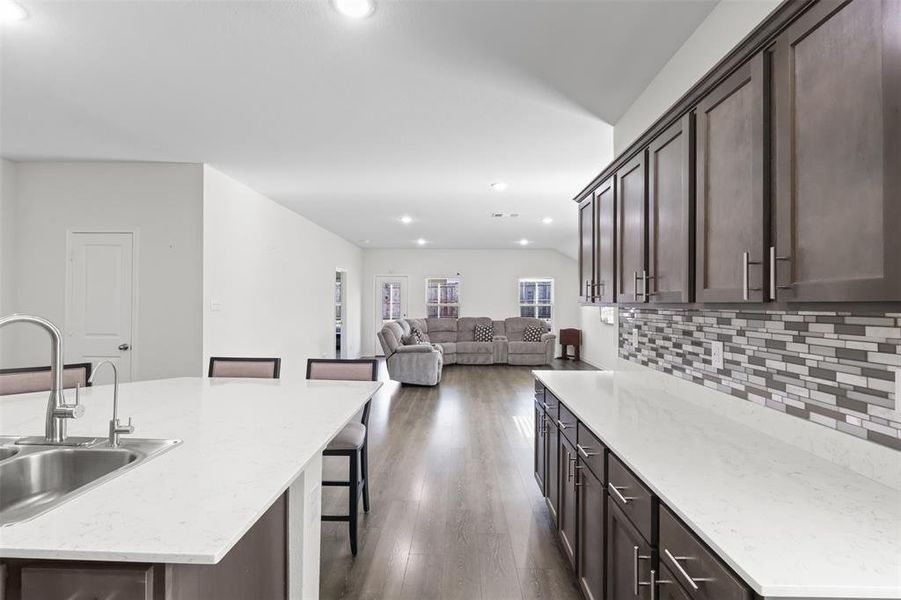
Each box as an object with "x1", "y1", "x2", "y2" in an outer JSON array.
[
  {"x1": 659, "y1": 505, "x2": 752, "y2": 600},
  {"x1": 534, "y1": 379, "x2": 545, "y2": 394},
  {"x1": 557, "y1": 402, "x2": 577, "y2": 445},
  {"x1": 22, "y1": 565, "x2": 154, "y2": 600},
  {"x1": 543, "y1": 390, "x2": 560, "y2": 420},
  {"x1": 607, "y1": 454, "x2": 655, "y2": 544},
  {"x1": 576, "y1": 422, "x2": 605, "y2": 483},
  {"x1": 657, "y1": 564, "x2": 693, "y2": 600}
]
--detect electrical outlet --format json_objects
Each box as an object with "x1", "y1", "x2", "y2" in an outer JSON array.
[
  {"x1": 632, "y1": 327, "x2": 639, "y2": 347},
  {"x1": 711, "y1": 341, "x2": 724, "y2": 370}
]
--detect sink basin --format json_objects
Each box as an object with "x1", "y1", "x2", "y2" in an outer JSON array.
[
  {"x1": 0, "y1": 447, "x2": 19, "y2": 461},
  {"x1": 0, "y1": 438, "x2": 180, "y2": 526}
]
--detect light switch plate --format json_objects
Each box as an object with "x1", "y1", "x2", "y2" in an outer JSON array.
[
  {"x1": 711, "y1": 341, "x2": 724, "y2": 370},
  {"x1": 210, "y1": 299, "x2": 223, "y2": 312},
  {"x1": 632, "y1": 327, "x2": 639, "y2": 347}
]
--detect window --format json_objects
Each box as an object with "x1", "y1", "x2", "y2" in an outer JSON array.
[
  {"x1": 426, "y1": 277, "x2": 460, "y2": 318},
  {"x1": 381, "y1": 281, "x2": 403, "y2": 321},
  {"x1": 519, "y1": 278, "x2": 553, "y2": 326}
]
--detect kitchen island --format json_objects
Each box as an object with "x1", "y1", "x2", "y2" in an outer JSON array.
[{"x1": 0, "y1": 376, "x2": 381, "y2": 599}]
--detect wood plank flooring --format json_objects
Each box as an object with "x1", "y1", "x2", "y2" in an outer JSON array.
[{"x1": 319, "y1": 359, "x2": 596, "y2": 600}]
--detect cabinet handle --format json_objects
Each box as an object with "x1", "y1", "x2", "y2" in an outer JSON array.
[
  {"x1": 608, "y1": 482, "x2": 635, "y2": 505},
  {"x1": 742, "y1": 252, "x2": 762, "y2": 301},
  {"x1": 768, "y1": 246, "x2": 792, "y2": 300},
  {"x1": 576, "y1": 444, "x2": 598, "y2": 458},
  {"x1": 633, "y1": 271, "x2": 639, "y2": 300},
  {"x1": 643, "y1": 270, "x2": 653, "y2": 300},
  {"x1": 663, "y1": 548, "x2": 714, "y2": 591},
  {"x1": 567, "y1": 454, "x2": 577, "y2": 482},
  {"x1": 633, "y1": 546, "x2": 652, "y2": 595},
  {"x1": 557, "y1": 419, "x2": 569, "y2": 430}
]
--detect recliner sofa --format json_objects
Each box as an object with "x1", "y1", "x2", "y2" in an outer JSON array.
[{"x1": 377, "y1": 317, "x2": 556, "y2": 385}]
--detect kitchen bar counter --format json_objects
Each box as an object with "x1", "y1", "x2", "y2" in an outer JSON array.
[
  {"x1": 532, "y1": 369, "x2": 901, "y2": 599},
  {"x1": 0, "y1": 377, "x2": 380, "y2": 569}
]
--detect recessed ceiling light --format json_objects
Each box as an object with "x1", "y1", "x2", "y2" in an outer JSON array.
[
  {"x1": 416, "y1": 238, "x2": 427, "y2": 246},
  {"x1": 332, "y1": 0, "x2": 375, "y2": 19},
  {"x1": 0, "y1": 0, "x2": 28, "y2": 23},
  {"x1": 542, "y1": 217, "x2": 553, "y2": 224},
  {"x1": 400, "y1": 215, "x2": 413, "y2": 224},
  {"x1": 490, "y1": 182, "x2": 508, "y2": 192},
  {"x1": 519, "y1": 239, "x2": 530, "y2": 246}
]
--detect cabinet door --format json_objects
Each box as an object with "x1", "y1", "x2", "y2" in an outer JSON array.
[
  {"x1": 534, "y1": 402, "x2": 546, "y2": 496},
  {"x1": 616, "y1": 152, "x2": 648, "y2": 303},
  {"x1": 546, "y1": 417, "x2": 560, "y2": 524},
  {"x1": 579, "y1": 195, "x2": 596, "y2": 302},
  {"x1": 771, "y1": 0, "x2": 901, "y2": 301},
  {"x1": 648, "y1": 114, "x2": 694, "y2": 303},
  {"x1": 577, "y1": 461, "x2": 605, "y2": 600},
  {"x1": 607, "y1": 499, "x2": 653, "y2": 600},
  {"x1": 558, "y1": 434, "x2": 578, "y2": 570},
  {"x1": 657, "y1": 564, "x2": 693, "y2": 600},
  {"x1": 696, "y1": 55, "x2": 767, "y2": 302},
  {"x1": 595, "y1": 176, "x2": 616, "y2": 303}
]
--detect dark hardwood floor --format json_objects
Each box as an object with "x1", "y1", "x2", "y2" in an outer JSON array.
[{"x1": 319, "y1": 359, "x2": 596, "y2": 600}]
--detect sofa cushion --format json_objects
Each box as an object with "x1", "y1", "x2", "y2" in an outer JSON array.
[
  {"x1": 404, "y1": 318, "x2": 428, "y2": 334},
  {"x1": 457, "y1": 317, "x2": 492, "y2": 342},
  {"x1": 379, "y1": 321, "x2": 405, "y2": 355},
  {"x1": 456, "y1": 341, "x2": 494, "y2": 354},
  {"x1": 492, "y1": 320, "x2": 506, "y2": 338},
  {"x1": 474, "y1": 323, "x2": 493, "y2": 342},
  {"x1": 437, "y1": 342, "x2": 456, "y2": 355},
  {"x1": 523, "y1": 325, "x2": 544, "y2": 342},
  {"x1": 504, "y1": 317, "x2": 547, "y2": 342},
  {"x1": 508, "y1": 341, "x2": 547, "y2": 355},
  {"x1": 426, "y1": 318, "x2": 458, "y2": 343}
]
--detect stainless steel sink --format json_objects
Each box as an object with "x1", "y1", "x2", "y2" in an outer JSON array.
[
  {"x1": 0, "y1": 438, "x2": 180, "y2": 526},
  {"x1": 0, "y1": 447, "x2": 19, "y2": 461}
]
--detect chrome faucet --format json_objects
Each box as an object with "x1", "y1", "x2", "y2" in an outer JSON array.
[
  {"x1": 0, "y1": 314, "x2": 85, "y2": 443},
  {"x1": 88, "y1": 360, "x2": 134, "y2": 447}
]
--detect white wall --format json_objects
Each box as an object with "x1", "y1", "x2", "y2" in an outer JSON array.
[
  {"x1": 361, "y1": 248, "x2": 578, "y2": 356},
  {"x1": 0, "y1": 159, "x2": 18, "y2": 364},
  {"x1": 579, "y1": 305, "x2": 619, "y2": 369},
  {"x1": 613, "y1": 0, "x2": 781, "y2": 154},
  {"x1": 5, "y1": 162, "x2": 204, "y2": 380},
  {"x1": 202, "y1": 166, "x2": 363, "y2": 379}
]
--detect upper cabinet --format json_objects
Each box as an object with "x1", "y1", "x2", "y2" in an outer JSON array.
[
  {"x1": 595, "y1": 176, "x2": 616, "y2": 303},
  {"x1": 695, "y1": 56, "x2": 767, "y2": 303},
  {"x1": 771, "y1": 0, "x2": 901, "y2": 302},
  {"x1": 616, "y1": 152, "x2": 648, "y2": 303},
  {"x1": 648, "y1": 114, "x2": 694, "y2": 303},
  {"x1": 578, "y1": 194, "x2": 596, "y2": 303}
]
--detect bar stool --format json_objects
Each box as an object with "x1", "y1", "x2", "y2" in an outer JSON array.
[{"x1": 208, "y1": 356, "x2": 282, "y2": 379}]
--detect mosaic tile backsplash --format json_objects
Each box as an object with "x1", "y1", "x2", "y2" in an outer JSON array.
[{"x1": 618, "y1": 307, "x2": 901, "y2": 452}]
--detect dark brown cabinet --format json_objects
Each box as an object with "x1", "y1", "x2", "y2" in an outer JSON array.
[
  {"x1": 558, "y1": 434, "x2": 578, "y2": 570},
  {"x1": 577, "y1": 457, "x2": 605, "y2": 600},
  {"x1": 546, "y1": 410, "x2": 560, "y2": 524},
  {"x1": 771, "y1": 0, "x2": 901, "y2": 302},
  {"x1": 607, "y1": 499, "x2": 653, "y2": 600},
  {"x1": 616, "y1": 152, "x2": 648, "y2": 303},
  {"x1": 595, "y1": 176, "x2": 616, "y2": 303},
  {"x1": 656, "y1": 565, "x2": 693, "y2": 600},
  {"x1": 534, "y1": 401, "x2": 546, "y2": 496},
  {"x1": 648, "y1": 114, "x2": 694, "y2": 303},
  {"x1": 579, "y1": 194, "x2": 596, "y2": 302},
  {"x1": 696, "y1": 55, "x2": 768, "y2": 303}
]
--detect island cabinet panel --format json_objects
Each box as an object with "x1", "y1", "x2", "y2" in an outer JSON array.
[
  {"x1": 608, "y1": 454, "x2": 655, "y2": 544},
  {"x1": 558, "y1": 433, "x2": 579, "y2": 570},
  {"x1": 534, "y1": 400, "x2": 547, "y2": 496},
  {"x1": 579, "y1": 194, "x2": 597, "y2": 302},
  {"x1": 616, "y1": 152, "x2": 649, "y2": 303},
  {"x1": 648, "y1": 114, "x2": 694, "y2": 303},
  {"x1": 546, "y1": 410, "x2": 561, "y2": 524},
  {"x1": 695, "y1": 55, "x2": 767, "y2": 303},
  {"x1": 577, "y1": 457, "x2": 605, "y2": 600},
  {"x1": 659, "y1": 505, "x2": 752, "y2": 600},
  {"x1": 607, "y1": 499, "x2": 654, "y2": 600},
  {"x1": 19, "y1": 565, "x2": 154, "y2": 600},
  {"x1": 595, "y1": 176, "x2": 617, "y2": 303},
  {"x1": 771, "y1": 0, "x2": 901, "y2": 301},
  {"x1": 656, "y1": 564, "x2": 693, "y2": 600}
]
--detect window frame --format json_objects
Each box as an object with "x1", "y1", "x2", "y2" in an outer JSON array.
[
  {"x1": 518, "y1": 277, "x2": 554, "y2": 328},
  {"x1": 425, "y1": 276, "x2": 462, "y2": 319}
]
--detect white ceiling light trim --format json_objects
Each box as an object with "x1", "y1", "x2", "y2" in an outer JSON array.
[
  {"x1": 332, "y1": 0, "x2": 375, "y2": 19},
  {"x1": 416, "y1": 238, "x2": 427, "y2": 246},
  {"x1": 518, "y1": 239, "x2": 530, "y2": 246},
  {"x1": 400, "y1": 215, "x2": 413, "y2": 224},
  {"x1": 0, "y1": 0, "x2": 27, "y2": 23},
  {"x1": 542, "y1": 217, "x2": 553, "y2": 224},
  {"x1": 490, "y1": 182, "x2": 508, "y2": 192}
]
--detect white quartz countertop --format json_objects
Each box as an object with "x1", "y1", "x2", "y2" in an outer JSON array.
[
  {"x1": 0, "y1": 376, "x2": 381, "y2": 564},
  {"x1": 533, "y1": 370, "x2": 901, "y2": 599}
]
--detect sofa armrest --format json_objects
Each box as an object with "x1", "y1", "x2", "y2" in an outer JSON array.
[
  {"x1": 395, "y1": 344, "x2": 437, "y2": 353},
  {"x1": 541, "y1": 333, "x2": 556, "y2": 343}
]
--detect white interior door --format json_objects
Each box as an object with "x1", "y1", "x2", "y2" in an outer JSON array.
[
  {"x1": 374, "y1": 275, "x2": 408, "y2": 356},
  {"x1": 67, "y1": 232, "x2": 135, "y2": 383}
]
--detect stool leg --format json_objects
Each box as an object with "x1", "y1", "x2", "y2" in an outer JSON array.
[
  {"x1": 349, "y1": 450, "x2": 359, "y2": 556},
  {"x1": 361, "y1": 441, "x2": 370, "y2": 513}
]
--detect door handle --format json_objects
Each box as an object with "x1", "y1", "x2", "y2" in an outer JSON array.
[
  {"x1": 118, "y1": 343, "x2": 131, "y2": 351},
  {"x1": 742, "y1": 252, "x2": 762, "y2": 301}
]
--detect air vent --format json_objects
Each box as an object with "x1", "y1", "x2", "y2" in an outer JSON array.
[{"x1": 490, "y1": 213, "x2": 520, "y2": 218}]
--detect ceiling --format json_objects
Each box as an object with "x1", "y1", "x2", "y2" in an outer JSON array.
[{"x1": 0, "y1": 0, "x2": 717, "y2": 258}]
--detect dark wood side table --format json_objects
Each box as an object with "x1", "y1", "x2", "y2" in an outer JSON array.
[{"x1": 558, "y1": 328, "x2": 581, "y2": 361}]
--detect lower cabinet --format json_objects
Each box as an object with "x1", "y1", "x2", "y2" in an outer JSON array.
[
  {"x1": 534, "y1": 401, "x2": 546, "y2": 496},
  {"x1": 657, "y1": 564, "x2": 693, "y2": 600},
  {"x1": 607, "y1": 499, "x2": 654, "y2": 600},
  {"x1": 558, "y1": 434, "x2": 578, "y2": 569},
  {"x1": 546, "y1": 413, "x2": 560, "y2": 524},
  {"x1": 577, "y1": 459, "x2": 605, "y2": 600}
]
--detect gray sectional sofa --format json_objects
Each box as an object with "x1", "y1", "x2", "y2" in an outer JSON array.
[{"x1": 377, "y1": 317, "x2": 555, "y2": 385}]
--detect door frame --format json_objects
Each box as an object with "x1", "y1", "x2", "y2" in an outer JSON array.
[
  {"x1": 335, "y1": 269, "x2": 347, "y2": 358},
  {"x1": 65, "y1": 228, "x2": 140, "y2": 381},
  {"x1": 372, "y1": 274, "x2": 409, "y2": 356}
]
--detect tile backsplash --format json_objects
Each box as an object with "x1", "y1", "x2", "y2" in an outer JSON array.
[{"x1": 618, "y1": 307, "x2": 901, "y2": 452}]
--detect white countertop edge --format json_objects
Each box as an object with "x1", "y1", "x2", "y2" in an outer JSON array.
[{"x1": 532, "y1": 370, "x2": 901, "y2": 600}]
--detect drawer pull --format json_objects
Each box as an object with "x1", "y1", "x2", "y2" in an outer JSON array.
[
  {"x1": 608, "y1": 482, "x2": 636, "y2": 505},
  {"x1": 576, "y1": 444, "x2": 598, "y2": 458},
  {"x1": 557, "y1": 419, "x2": 569, "y2": 430},
  {"x1": 663, "y1": 548, "x2": 714, "y2": 591},
  {"x1": 542, "y1": 402, "x2": 550, "y2": 412},
  {"x1": 632, "y1": 545, "x2": 652, "y2": 595}
]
